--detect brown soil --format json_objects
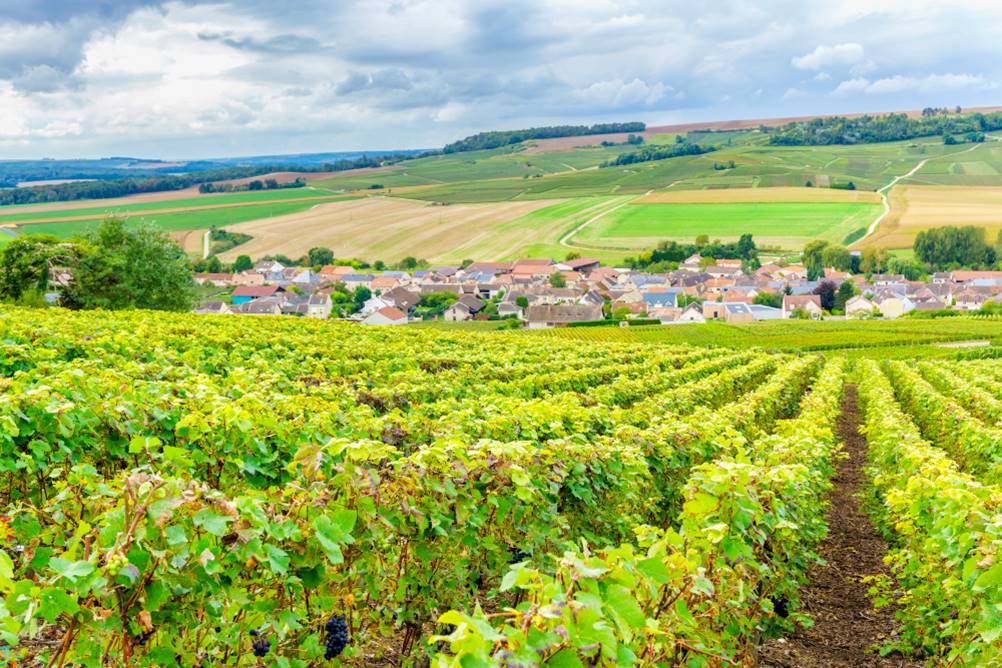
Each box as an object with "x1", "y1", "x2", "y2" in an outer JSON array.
[{"x1": 758, "y1": 384, "x2": 921, "y2": 668}]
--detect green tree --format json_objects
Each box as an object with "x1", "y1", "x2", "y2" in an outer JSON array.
[
  {"x1": 308, "y1": 247, "x2": 335, "y2": 267},
  {"x1": 914, "y1": 226, "x2": 996, "y2": 269},
  {"x1": 373, "y1": 260, "x2": 386, "y2": 271},
  {"x1": 834, "y1": 280, "x2": 857, "y2": 311},
  {"x1": 859, "y1": 247, "x2": 889, "y2": 275},
  {"x1": 60, "y1": 218, "x2": 195, "y2": 312},
  {"x1": 400, "y1": 256, "x2": 418, "y2": 270},
  {"x1": 802, "y1": 240, "x2": 828, "y2": 280},
  {"x1": 515, "y1": 296, "x2": 529, "y2": 309},
  {"x1": 549, "y1": 272, "x2": 567, "y2": 288},
  {"x1": 753, "y1": 292, "x2": 782, "y2": 308},
  {"x1": 205, "y1": 255, "x2": 223, "y2": 273},
  {"x1": 233, "y1": 255, "x2": 253, "y2": 272},
  {"x1": 564, "y1": 251, "x2": 581, "y2": 261},
  {"x1": 0, "y1": 234, "x2": 78, "y2": 302},
  {"x1": 821, "y1": 244, "x2": 852, "y2": 271},
  {"x1": 736, "y1": 234, "x2": 757, "y2": 260},
  {"x1": 695, "y1": 234, "x2": 710, "y2": 247}
]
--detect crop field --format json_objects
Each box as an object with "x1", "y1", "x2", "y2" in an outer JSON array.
[
  {"x1": 216, "y1": 196, "x2": 600, "y2": 264},
  {"x1": 902, "y1": 137, "x2": 1002, "y2": 186},
  {"x1": 2, "y1": 306, "x2": 1000, "y2": 667},
  {"x1": 531, "y1": 317, "x2": 1002, "y2": 356},
  {"x1": 862, "y1": 184, "x2": 1002, "y2": 249},
  {"x1": 571, "y1": 200, "x2": 880, "y2": 250}
]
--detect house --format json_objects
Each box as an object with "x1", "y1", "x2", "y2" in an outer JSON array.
[
  {"x1": 498, "y1": 302, "x2": 524, "y2": 319},
  {"x1": 381, "y1": 287, "x2": 420, "y2": 313},
  {"x1": 562, "y1": 258, "x2": 601, "y2": 273},
  {"x1": 231, "y1": 285, "x2": 282, "y2": 305},
  {"x1": 677, "y1": 303, "x2": 706, "y2": 323},
  {"x1": 872, "y1": 291, "x2": 915, "y2": 319},
  {"x1": 361, "y1": 306, "x2": 408, "y2": 326},
  {"x1": 524, "y1": 303, "x2": 604, "y2": 328},
  {"x1": 954, "y1": 288, "x2": 990, "y2": 311},
  {"x1": 231, "y1": 298, "x2": 282, "y2": 316},
  {"x1": 307, "y1": 293, "x2": 333, "y2": 319},
  {"x1": 341, "y1": 274, "x2": 375, "y2": 291},
  {"x1": 371, "y1": 276, "x2": 400, "y2": 292},
  {"x1": 641, "y1": 289, "x2": 682, "y2": 310},
  {"x1": 703, "y1": 302, "x2": 755, "y2": 323},
  {"x1": 748, "y1": 304, "x2": 784, "y2": 321},
  {"x1": 782, "y1": 295, "x2": 823, "y2": 319},
  {"x1": 254, "y1": 260, "x2": 285, "y2": 274},
  {"x1": 845, "y1": 295, "x2": 877, "y2": 319},
  {"x1": 194, "y1": 273, "x2": 235, "y2": 287},
  {"x1": 232, "y1": 271, "x2": 266, "y2": 287},
  {"x1": 443, "y1": 295, "x2": 486, "y2": 321},
  {"x1": 195, "y1": 301, "x2": 231, "y2": 315}
]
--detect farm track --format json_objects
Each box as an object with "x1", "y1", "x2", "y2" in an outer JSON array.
[
  {"x1": 861, "y1": 143, "x2": 981, "y2": 242},
  {"x1": 758, "y1": 385, "x2": 921, "y2": 668}
]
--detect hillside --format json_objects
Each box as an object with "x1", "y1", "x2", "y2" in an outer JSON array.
[{"x1": 3, "y1": 107, "x2": 1002, "y2": 261}]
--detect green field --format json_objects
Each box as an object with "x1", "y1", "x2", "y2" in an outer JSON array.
[
  {"x1": 571, "y1": 201, "x2": 880, "y2": 250},
  {"x1": 18, "y1": 200, "x2": 326, "y2": 238},
  {"x1": 527, "y1": 317, "x2": 1002, "y2": 358}
]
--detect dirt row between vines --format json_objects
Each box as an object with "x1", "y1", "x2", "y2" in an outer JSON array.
[{"x1": 758, "y1": 384, "x2": 921, "y2": 668}]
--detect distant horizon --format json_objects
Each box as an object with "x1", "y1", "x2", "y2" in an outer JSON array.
[{"x1": 6, "y1": 103, "x2": 1002, "y2": 163}]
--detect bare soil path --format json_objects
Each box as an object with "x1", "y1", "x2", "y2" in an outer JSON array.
[{"x1": 758, "y1": 385, "x2": 921, "y2": 668}]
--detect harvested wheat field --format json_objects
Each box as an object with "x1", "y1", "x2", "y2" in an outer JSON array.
[
  {"x1": 861, "y1": 185, "x2": 1002, "y2": 249},
  {"x1": 634, "y1": 187, "x2": 881, "y2": 205},
  {"x1": 172, "y1": 229, "x2": 206, "y2": 256},
  {"x1": 217, "y1": 197, "x2": 563, "y2": 263}
]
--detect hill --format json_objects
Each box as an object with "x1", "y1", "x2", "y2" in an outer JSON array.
[{"x1": 3, "y1": 106, "x2": 1002, "y2": 262}]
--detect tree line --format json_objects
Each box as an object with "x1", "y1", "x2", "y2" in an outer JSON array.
[
  {"x1": 766, "y1": 111, "x2": 1002, "y2": 146},
  {"x1": 626, "y1": 234, "x2": 760, "y2": 271},
  {"x1": 602, "y1": 142, "x2": 715, "y2": 167},
  {"x1": 442, "y1": 123, "x2": 646, "y2": 154}
]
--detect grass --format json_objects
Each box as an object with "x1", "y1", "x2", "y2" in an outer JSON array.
[{"x1": 571, "y1": 201, "x2": 880, "y2": 251}]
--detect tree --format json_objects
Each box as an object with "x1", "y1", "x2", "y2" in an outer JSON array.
[
  {"x1": 914, "y1": 226, "x2": 996, "y2": 269},
  {"x1": 549, "y1": 272, "x2": 567, "y2": 288},
  {"x1": 753, "y1": 292, "x2": 782, "y2": 308},
  {"x1": 834, "y1": 280, "x2": 857, "y2": 311},
  {"x1": 695, "y1": 234, "x2": 710, "y2": 247},
  {"x1": 0, "y1": 234, "x2": 79, "y2": 302},
  {"x1": 205, "y1": 255, "x2": 223, "y2": 273},
  {"x1": 813, "y1": 280, "x2": 837, "y2": 311},
  {"x1": 461, "y1": 259, "x2": 474, "y2": 269},
  {"x1": 374, "y1": 260, "x2": 386, "y2": 271},
  {"x1": 233, "y1": 255, "x2": 253, "y2": 272},
  {"x1": 888, "y1": 257, "x2": 925, "y2": 281},
  {"x1": 737, "y1": 234, "x2": 757, "y2": 260},
  {"x1": 859, "y1": 247, "x2": 889, "y2": 275},
  {"x1": 515, "y1": 296, "x2": 529, "y2": 309},
  {"x1": 60, "y1": 217, "x2": 195, "y2": 312},
  {"x1": 352, "y1": 286, "x2": 372, "y2": 312},
  {"x1": 821, "y1": 244, "x2": 852, "y2": 271},
  {"x1": 802, "y1": 240, "x2": 828, "y2": 281},
  {"x1": 308, "y1": 247, "x2": 335, "y2": 267},
  {"x1": 400, "y1": 256, "x2": 418, "y2": 270},
  {"x1": 564, "y1": 251, "x2": 581, "y2": 261}
]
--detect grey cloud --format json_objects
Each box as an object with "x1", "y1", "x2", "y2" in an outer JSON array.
[{"x1": 198, "y1": 31, "x2": 324, "y2": 54}]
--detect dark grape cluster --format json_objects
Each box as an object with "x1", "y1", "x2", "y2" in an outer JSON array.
[
  {"x1": 324, "y1": 614, "x2": 349, "y2": 660},
  {"x1": 134, "y1": 630, "x2": 154, "y2": 647},
  {"x1": 509, "y1": 548, "x2": 531, "y2": 565},
  {"x1": 252, "y1": 636, "x2": 271, "y2": 657}
]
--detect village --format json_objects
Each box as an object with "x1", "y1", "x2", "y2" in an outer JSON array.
[{"x1": 191, "y1": 254, "x2": 1002, "y2": 327}]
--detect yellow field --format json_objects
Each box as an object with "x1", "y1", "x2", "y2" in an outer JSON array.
[
  {"x1": 861, "y1": 185, "x2": 1002, "y2": 249},
  {"x1": 217, "y1": 197, "x2": 563, "y2": 263},
  {"x1": 635, "y1": 187, "x2": 881, "y2": 205}
]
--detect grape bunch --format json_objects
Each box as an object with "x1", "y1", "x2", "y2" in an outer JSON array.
[
  {"x1": 251, "y1": 636, "x2": 271, "y2": 657},
  {"x1": 323, "y1": 615, "x2": 349, "y2": 660}
]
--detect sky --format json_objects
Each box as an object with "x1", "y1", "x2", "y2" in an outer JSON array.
[{"x1": 0, "y1": 0, "x2": 1000, "y2": 160}]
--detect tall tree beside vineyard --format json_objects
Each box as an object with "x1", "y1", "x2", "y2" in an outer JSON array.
[
  {"x1": 59, "y1": 218, "x2": 196, "y2": 312},
  {"x1": 0, "y1": 234, "x2": 77, "y2": 302}
]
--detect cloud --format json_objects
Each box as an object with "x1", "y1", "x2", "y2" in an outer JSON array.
[
  {"x1": 3, "y1": 1, "x2": 1002, "y2": 158},
  {"x1": 792, "y1": 43, "x2": 865, "y2": 70},
  {"x1": 833, "y1": 73, "x2": 994, "y2": 95}
]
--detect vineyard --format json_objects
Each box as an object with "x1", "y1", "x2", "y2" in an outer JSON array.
[{"x1": 0, "y1": 307, "x2": 999, "y2": 666}]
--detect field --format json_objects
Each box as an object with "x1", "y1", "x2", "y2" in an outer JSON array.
[
  {"x1": 571, "y1": 200, "x2": 880, "y2": 250},
  {"x1": 217, "y1": 196, "x2": 585, "y2": 263},
  {"x1": 3, "y1": 306, "x2": 1001, "y2": 667},
  {"x1": 528, "y1": 317, "x2": 1002, "y2": 357},
  {"x1": 862, "y1": 184, "x2": 1002, "y2": 249}
]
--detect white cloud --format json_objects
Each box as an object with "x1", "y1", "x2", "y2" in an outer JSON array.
[
  {"x1": 833, "y1": 72, "x2": 994, "y2": 96},
  {"x1": 792, "y1": 43, "x2": 865, "y2": 71}
]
